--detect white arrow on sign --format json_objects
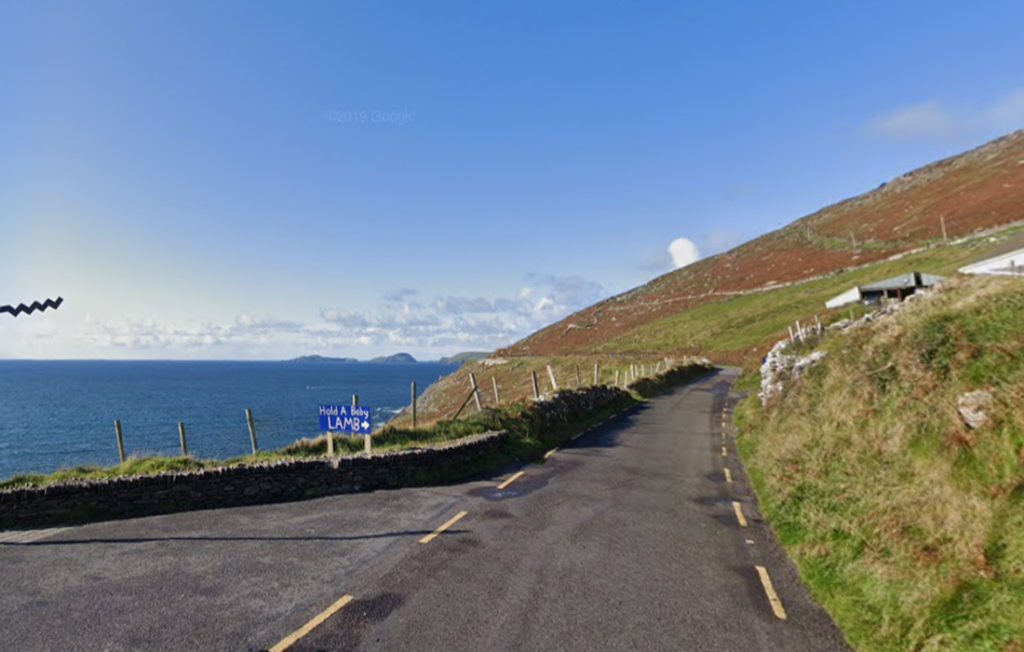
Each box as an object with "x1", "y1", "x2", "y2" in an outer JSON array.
[{"x1": 361, "y1": 420, "x2": 369, "y2": 430}]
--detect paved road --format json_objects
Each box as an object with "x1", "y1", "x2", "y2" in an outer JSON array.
[{"x1": 0, "y1": 368, "x2": 849, "y2": 651}]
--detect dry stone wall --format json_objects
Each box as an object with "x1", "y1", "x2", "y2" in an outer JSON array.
[{"x1": 0, "y1": 431, "x2": 505, "y2": 529}]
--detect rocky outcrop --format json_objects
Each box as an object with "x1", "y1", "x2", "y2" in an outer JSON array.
[{"x1": 958, "y1": 390, "x2": 994, "y2": 429}]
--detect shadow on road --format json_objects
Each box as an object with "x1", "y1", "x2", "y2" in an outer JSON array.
[{"x1": 0, "y1": 529, "x2": 469, "y2": 547}]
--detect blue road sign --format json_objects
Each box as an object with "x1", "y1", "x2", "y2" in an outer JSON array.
[{"x1": 318, "y1": 404, "x2": 372, "y2": 434}]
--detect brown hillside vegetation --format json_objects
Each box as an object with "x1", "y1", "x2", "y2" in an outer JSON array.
[{"x1": 501, "y1": 129, "x2": 1024, "y2": 358}]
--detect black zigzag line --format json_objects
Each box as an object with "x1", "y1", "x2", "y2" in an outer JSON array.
[{"x1": 0, "y1": 297, "x2": 64, "y2": 317}]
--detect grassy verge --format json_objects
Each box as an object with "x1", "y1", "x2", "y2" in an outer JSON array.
[
  {"x1": 735, "y1": 276, "x2": 1024, "y2": 651},
  {"x1": 593, "y1": 226, "x2": 1024, "y2": 365},
  {"x1": 1, "y1": 363, "x2": 710, "y2": 491}
]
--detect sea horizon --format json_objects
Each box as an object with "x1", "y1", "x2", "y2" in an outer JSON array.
[{"x1": 0, "y1": 359, "x2": 459, "y2": 480}]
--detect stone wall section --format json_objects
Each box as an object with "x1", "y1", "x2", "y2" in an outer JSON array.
[{"x1": 0, "y1": 431, "x2": 505, "y2": 528}]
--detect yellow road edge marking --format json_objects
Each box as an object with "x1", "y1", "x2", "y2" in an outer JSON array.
[
  {"x1": 724, "y1": 468, "x2": 733, "y2": 483},
  {"x1": 497, "y1": 471, "x2": 526, "y2": 490},
  {"x1": 419, "y1": 510, "x2": 469, "y2": 544},
  {"x1": 721, "y1": 445, "x2": 728, "y2": 457},
  {"x1": 543, "y1": 449, "x2": 556, "y2": 460},
  {"x1": 755, "y1": 565, "x2": 788, "y2": 620},
  {"x1": 732, "y1": 501, "x2": 748, "y2": 527},
  {"x1": 269, "y1": 594, "x2": 354, "y2": 652}
]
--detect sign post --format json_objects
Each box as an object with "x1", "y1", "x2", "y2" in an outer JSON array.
[{"x1": 318, "y1": 403, "x2": 373, "y2": 457}]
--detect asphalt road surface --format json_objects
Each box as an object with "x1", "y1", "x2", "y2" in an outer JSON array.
[{"x1": 1, "y1": 367, "x2": 849, "y2": 651}]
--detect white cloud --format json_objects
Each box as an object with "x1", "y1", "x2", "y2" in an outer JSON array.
[
  {"x1": 868, "y1": 101, "x2": 955, "y2": 140},
  {"x1": 984, "y1": 89, "x2": 1024, "y2": 130},
  {"x1": 381, "y1": 288, "x2": 419, "y2": 302},
  {"x1": 433, "y1": 296, "x2": 494, "y2": 315},
  {"x1": 315, "y1": 273, "x2": 607, "y2": 353},
  {"x1": 867, "y1": 89, "x2": 1024, "y2": 141},
  {"x1": 0, "y1": 272, "x2": 610, "y2": 359},
  {"x1": 668, "y1": 237, "x2": 701, "y2": 269},
  {"x1": 526, "y1": 274, "x2": 605, "y2": 308},
  {"x1": 703, "y1": 228, "x2": 744, "y2": 252},
  {"x1": 320, "y1": 310, "x2": 370, "y2": 328}
]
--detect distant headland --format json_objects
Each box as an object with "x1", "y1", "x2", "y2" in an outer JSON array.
[
  {"x1": 285, "y1": 355, "x2": 360, "y2": 363},
  {"x1": 286, "y1": 352, "x2": 419, "y2": 364},
  {"x1": 286, "y1": 351, "x2": 489, "y2": 364}
]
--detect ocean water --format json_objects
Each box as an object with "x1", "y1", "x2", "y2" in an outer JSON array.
[{"x1": 0, "y1": 360, "x2": 458, "y2": 481}]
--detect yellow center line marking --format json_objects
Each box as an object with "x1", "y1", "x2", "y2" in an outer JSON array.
[
  {"x1": 732, "y1": 501, "x2": 748, "y2": 527},
  {"x1": 269, "y1": 594, "x2": 354, "y2": 652},
  {"x1": 721, "y1": 445, "x2": 728, "y2": 457},
  {"x1": 724, "y1": 468, "x2": 733, "y2": 483},
  {"x1": 419, "y1": 510, "x2": 469, "y2": 544},
  {"x1": 497, "y1": 470, "x2": 526, "y2": 490},
  {"x1": 543, "y1": 449, "x2": 556, "y2": 460},
  {"x1": 755, "y1": 565, "x2": 788, "y2": 620}
]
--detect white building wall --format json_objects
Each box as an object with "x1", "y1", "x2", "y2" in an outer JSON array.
[
  {"x1": 825, "y1": 286, "x2": 862, "y2": 309},
  {"x1": 959, "y1": 248, "x2": 1024, "y2": 276}
]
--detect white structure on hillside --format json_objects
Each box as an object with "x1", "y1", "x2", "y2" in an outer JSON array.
[
  {"x1": 958, "y1": 247, "x2": 1024, "y2": 276},
  {"x1": 824, "y1": 272, "x2": 945, "y2": 309}
]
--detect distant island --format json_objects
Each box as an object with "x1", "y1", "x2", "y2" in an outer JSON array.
[
  {"x1": 438, "y1": 351, "x2": 490, "y2": 365},
  {"x1": 370, "y1": 352, "x2": 417, "y2": 364},
  {"x1": 286, "y1": 351, "x2": 486, "y2": 364},
  {"x1": 286, "y1": 355, "x2": 359, "y2": 363}
]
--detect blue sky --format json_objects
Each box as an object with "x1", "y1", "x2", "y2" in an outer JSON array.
[{"x1": 2, "y1": 1, "x2": 1023, "y2": 359}]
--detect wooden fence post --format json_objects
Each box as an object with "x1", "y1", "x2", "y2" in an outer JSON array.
[
  {"x1": 354, "y1": 394, "x2": 370, "y2": 454},
  {"x1": 178, "y1": 421, "x2": 188, "y2": 457},
  {"x1": 492, "y1": 376, "x2": 500, "y2": 406},
  {"x1": 245, "y1": 408, "x2": 259, "y2": 454},
  {"x1": 451, "y1": 387, "x2": 478, "y2": 420},
  {"x1": 615, "y1": 369, "x2": 620, "y2": 386},
  {"x1": 594, "y1": 362, "x2": 600, "y2": 386},
  {"x1": 532, "y1": 371, "x2": 540, "y2": 399},
  {"x1": 940, "y1": 216, "x2": 948, "y2": 243},
  {"x1": 114, "y1": 419, "x2": 126, "y2": 464},
  {"x1": 547, "y1": 365, "x2": 559, "y2": 391},
  {"x1": 469, "y1": 373, "x2": 482, "y2": 412},
  {"x1": 575, "y1": 365, "x2": 581, "y2": 387},
  {"x1": 411, "y1": 381, "x2": 417, "y2": 429}
]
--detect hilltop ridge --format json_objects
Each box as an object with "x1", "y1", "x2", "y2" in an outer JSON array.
[{"x1": 500, "y1": 129, "x2": 1024, "y2": 360}]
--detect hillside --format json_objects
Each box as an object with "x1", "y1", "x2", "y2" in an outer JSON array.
[
  {"x1": 500, "y1": 130, "x2": 1024, "y2": 363},
  {"x1": 438, "y1": 351, "x2": 491, "y2": 365},
  {"x1": 736, "y1": 275, "x2": 1024, "y2": 650},
  {"x1": 393, "y1": 130, "x2": 1024, "y2": 428}
]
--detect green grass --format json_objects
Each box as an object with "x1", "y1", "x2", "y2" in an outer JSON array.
[
  {"x1": 736, "y1": 276, "x2": 1024, "y2": 651},
  {"x1": 594, "y1": 236, "x2": 1008, "y2": 363}
]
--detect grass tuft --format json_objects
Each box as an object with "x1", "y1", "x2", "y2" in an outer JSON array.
[{"x1": 737, "y1": 275, "x2": 1024, "y2": 651}]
